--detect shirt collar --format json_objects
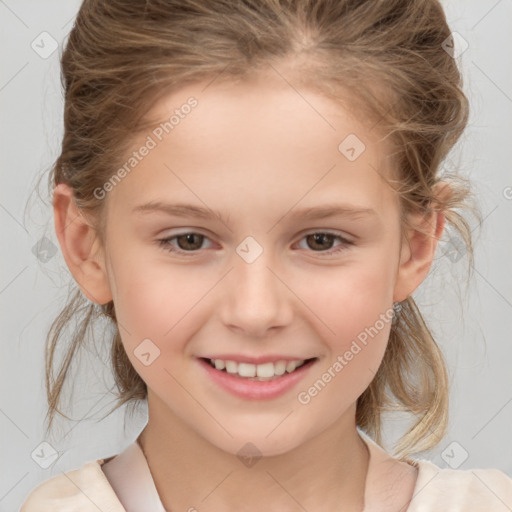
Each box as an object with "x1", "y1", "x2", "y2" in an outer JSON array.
[
  {"x1": 101, "y1": 438, "x2": 167, "y2": 512},
  {"x1": 101, "y1": 430, "x2": 419, "y2": 512}
]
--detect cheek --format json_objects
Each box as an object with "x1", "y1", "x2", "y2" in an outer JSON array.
[
  {"x1": 295, "y1": 263, "x2": 394, "y2": 419},
  {"x1": 306, "y1": 254, "x2": 395, "y2": 343},
  {"x1": 108, "y1": 257, "x2": 212, "y2": 401},
  {"x1": 106, "y1": 249, "x2": 214, "y2": 354},
  {"x1": 295, "y1": 252, "x2": 396, "y2": 409}
]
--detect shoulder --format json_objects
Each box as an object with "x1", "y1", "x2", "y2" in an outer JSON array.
[
  {"x1": 407, "y1": 458, "x2": 512, "y2": 511},
  {"x1": 359, "y1": 430, "x2": 512, "y2": 512},
  {"x1": 20, "y1": 458, "x2": 126, "y2": 512}
]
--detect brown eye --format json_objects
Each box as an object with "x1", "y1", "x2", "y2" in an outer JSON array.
[
  {"x1": 158, "y1": 232, "x2": 211, "y2": 255},
  {"x1": 305, "y1": 233, "x2": 336, "y2": 251},
  {"x1": 175, "y1": 233, "x2": 205, "y2": 251},
  {"x1": 297, "y1": 231, "x2": 353, "y2": 256}
]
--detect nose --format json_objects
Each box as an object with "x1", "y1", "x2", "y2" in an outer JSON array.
[{"x1": 218, "y1": 247, "x2": 293, "y2": 338}]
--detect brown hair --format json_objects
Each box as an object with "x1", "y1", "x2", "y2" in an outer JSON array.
[{"x1": 42, "y1": 0, "x2": 481, "y2": 457}]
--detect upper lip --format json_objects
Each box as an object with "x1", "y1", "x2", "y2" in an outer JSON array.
[{"x1": 200, "y1": 354, "x2": 316, "y2": 365}]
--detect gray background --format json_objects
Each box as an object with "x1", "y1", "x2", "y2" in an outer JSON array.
[{"x1": 1, "y1": 1, "x2": 511, "y2": 510}]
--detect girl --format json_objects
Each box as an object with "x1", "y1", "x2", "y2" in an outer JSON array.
[{"x1": 21, "y1": 0, "x2": 512, "y2": 511}]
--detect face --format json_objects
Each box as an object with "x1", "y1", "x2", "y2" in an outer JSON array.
[{"x1": 94, "y1": 72, "x2": 410, "y2": 456}]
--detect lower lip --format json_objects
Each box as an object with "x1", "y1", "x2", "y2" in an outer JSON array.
[{"x1": 197, "y1": 358, "x2": 316, "y2": 400}]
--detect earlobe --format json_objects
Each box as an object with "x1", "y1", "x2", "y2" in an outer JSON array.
[
  {"x1": 392, "y1": 208, "x2": 446, "y2": 303},
  {"x1": 53, "y1": 183, "x2": 113, "y2": 305}
]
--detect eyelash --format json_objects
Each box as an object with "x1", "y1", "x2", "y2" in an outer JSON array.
[{"x1": 156, "y1": 231, "x2": 354, "y2": 257}]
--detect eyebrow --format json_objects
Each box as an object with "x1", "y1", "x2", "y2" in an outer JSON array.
[{"x1": 132, "y1": 201, "x2": 377, "y2": 226}]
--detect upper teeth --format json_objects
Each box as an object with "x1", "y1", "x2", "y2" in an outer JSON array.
[{"x1": 210, "y1": 359, "x2": 306, "y2": 379}]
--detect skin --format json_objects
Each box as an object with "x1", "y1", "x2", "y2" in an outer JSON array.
[{"x1": 54, "y1": 69, "x2": 447, "y2": 511}]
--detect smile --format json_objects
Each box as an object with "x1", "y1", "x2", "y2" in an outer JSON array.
[
  {"x1": 205, "y1": 358, "x2": 310, "y2": 381},
  {"x1": 197, "y1": 357, "x2": 317, "y2": 400}
]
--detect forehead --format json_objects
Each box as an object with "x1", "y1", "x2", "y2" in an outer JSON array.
[
  {"x1": 147, "y1": 73, "x2": 379, "y2": 148},
  {"x1": 108, "y1": 73, "x2": 398, "y2": 219}
]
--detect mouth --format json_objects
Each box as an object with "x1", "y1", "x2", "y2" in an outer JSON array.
[{"x1": 200, "y1": 357, "x2": 317, "y2": 381}]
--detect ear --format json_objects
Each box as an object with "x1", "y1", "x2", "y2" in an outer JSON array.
[
  {"x1": 393, "y1": 183, "x2": 450, "y2": 302},
  {"x1": 53, "y1": 183, "x2": 113, "y2": 305}
]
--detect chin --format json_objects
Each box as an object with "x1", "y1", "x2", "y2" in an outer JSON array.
[{"x1": 200, "y1": 425, "x2": 310, "y2": 460}]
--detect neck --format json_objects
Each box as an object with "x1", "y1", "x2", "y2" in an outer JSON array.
[{"x1": 138, "y1": 394, "x2": 370, "y2": 512}]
